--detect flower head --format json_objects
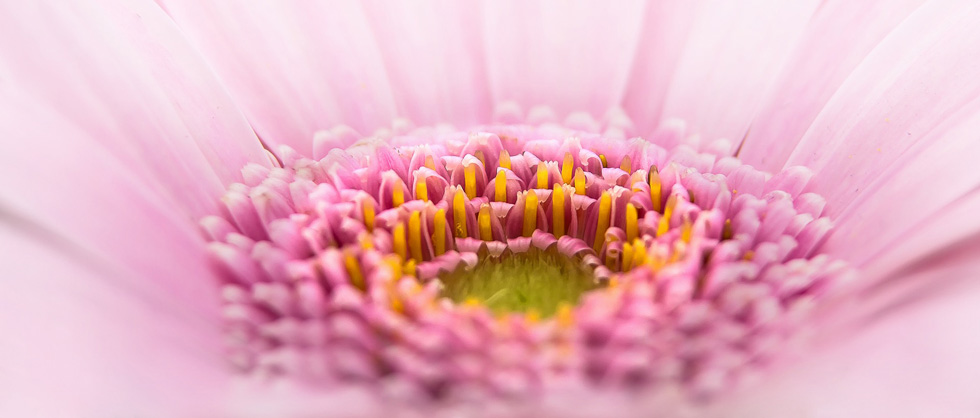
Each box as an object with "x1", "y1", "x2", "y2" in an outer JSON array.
[{"x1": 5, "y1": 1, "x2": 980, "y2": 416}]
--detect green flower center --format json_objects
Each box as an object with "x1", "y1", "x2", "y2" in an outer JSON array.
[{"x1": 439, "y1": 250, "x2": 600, "y2": 317}]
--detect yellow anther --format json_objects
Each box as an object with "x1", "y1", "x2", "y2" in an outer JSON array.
[
  {"x1": 680, "y1": 215, "x2": 693, "y2": 244},
  {"x1": 649, "y1": 165, "x2": 662, "y2": 213},
  {"x1": 478, "y1": 204, "x2": 493, "y2": 241},
  {"x1": 556, "y1": 302, "x2": 574, "y2": 328},
  {"x1": 464, "y1": 297, "x2": 482, "y2": 307},
  {"x1": 392, "y1": 222, "x2": 407, "y2": 260},
  {"x1": 625, "y1": 203, "x2": 638, "y2": 243},
  {"x1": 605, "y1": 250, "x2": 617, "y2": 270},
  {"x1": 526, "y1": 309, "x2": 541, "y2": 323},
  {"x1": 593, "y1": 191, "x2": 612, "y2": 252},
  {"x1": 498, "y1": 150, "x2": 512, "y2": 170},
  {"x1": 494, "y1": 169, "x2": 507, "y2": 202},
  {"x1": 403, "y1": 258, "x2": 417, "y2": 277},
  {"x1": 552, "y1": 184, "x2": 565, "y2": 237},
  {"x1": 362, "y1": 200, "x2": 376, "y2": 232},
  {"x1": 523, "y1": 191, "x2": 539, "y2": 237},
  {"x1": 657, "y1": 194, "x2": 677, "y2": 237},
  {"x1": 608, "y1": 277, "x2": 619, "y2": 288},
  {"x1": 630, "y1": 239, "x2": 647, "y2": 270},
  {"x1": 452, "y1": 189, "x2": 468, "y2": 238},
  {"x1": 648, "y1": 250, "x2": 666, "y2": 272},
  {"x1": 561, "y1": 152, "x2": 574, "y2": 184},
  {"x1": 620, "y1": 155, "x2": 632, "y2": 173},
  {"x1": 383, "y1": 254, "x2": 403, "y2": 278},
  {"x1": 408, "y1": 211, "x2": 423, "y2": 262},
  {"x1": 359, "y1": 233, "x2": 374, "y2": 250},
  {"x1": 536, "y1": 161, "x2": 549, "y2": 189},
  {"x1": 599, "y1": 154, "x2": 608, "y2": 168},
  {"x1": 464, "y1": 164, "x2": 477, "y2": 199},
  {"x1": 392, "y1": 181, "x2": 405, "y2": 208},
  {"x1": 574, "y1": 168, "x2": 586, "y2": 195},
  {"x1": 475, "y1": 150, "x2": 486, "y2": 167},
  {"x1": 622, "y1": 242, "x2": 634, "y2": 272},
  {"x1": 432, "y1": 208, "x2": 447, "y2": 256},
  {"x1": 424, "y1": 155, "x2": 437, "y2": 170},
  {"x1": 722, "y1": 219, "x2": 733, "y2": 240},
  {"x1": 343, "y1": 251, "x2": 364, "y2": 290},
  {"x1": 415, "y1": 177, "x2": 428, "y2": 202},
  {"x1": 743, "y1": 250, "x2": 755, "y2": 261}
]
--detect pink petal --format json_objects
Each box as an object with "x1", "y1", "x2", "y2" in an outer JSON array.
[
  {"x1": 159, "y1": 1, "x2": 400, "y2": 154},
  {"x1": 361, "y1": 0, "x2": 493, "y2": 128},
  {"x1": 765, "y1": 2, "x2": 980, "y2": 274},
  {"x1": 481, "y1": 0, "x2": 647, "y2": 117},
  {"x1": 0, "y1": 0, "x2": 267, "y2": 413},
  {"x1": 737, "y1": 0, "x2": 928, "y2": 171},
  {"x1": 627, "y1": 0, "x2": 820, "y2": 141},
  {"x1": 703, "y1": 253, "x2": 980, "y2": 417}
]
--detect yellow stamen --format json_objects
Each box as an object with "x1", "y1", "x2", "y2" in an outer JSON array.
[
  {"x1": 620, "y1": 155, "x2": 632, "y2": 173},
  {"x1": 630, "y1": 239, "x2": 647, "y2": 270},
  {"x1": 556, "y1": 302, "x2": 574, "y2": 328},
  {"x1": 593, "y1": 191, "x2": 611, "y2": 252},
  {"x1": 498, "y1": 150, "x2": 511, "y2": 170},
  {"x1": 344, "y1": 251, "x2": 364, "y2": 290},
  {"x1": 392, "y1": 180, "x2": 405, "y2": 208},
  {"x1": 722, "y1": 219, "x2": 733, "y2": 240},
  {"x1": 464, "y1": 297, "x2": 481, "y2": 307},
  {"x1": 574, "y1": 168, "x2": 586, "y2": 195},
  {"x1": 604, "y1": 250, "x2": 617, "y2": 270},
  {"x1": 359, "y1": 233, "x2": 374, "y2": 250},
  {"x1": 478, "y1": 204, "x2": 493, "y2": 241},
  {"x1": 561, "y1": 152, "x2": 574, "y2": 184},
  {"x1": 408, "y1": 211, "x2": 423, "y2": 262},
  {"x1": 424, "y1": 155, "x2": 436, "y2": 170},
  {"x1": 680, "y1": 215, "x2": 692, "y2": 243},
  {"x1": 599, "y1": 154, "x2": 608, "y2": 168},
  {"x1": 392, "y1": 222, "x2": 407, "y2": 260},
  {"x1": 552, "y1": 184, "x2": 565, "y2": 237},
  {"x1": 403, "y1": 258, "x2": 416, "y2": 277},
  {"x1": 383, "y1": 254, "x2": 403, "y2": 278},
  {"x1": 525, "y1": 309, "x2": 541, "y2": 323},
  {"x1": 743, "y1": 250, "x2": 755, "y2": 261},
  {"x1": 625, "y1": 203, "x2": 638, "y2": 242},
  {"x1": 452, "y1": 189, "x2": 468, "y2": 238},
  {"x1": 649, "y1": 165, "x2": 662, "y2": 213},
  {"x1": 464, "y1": 164, "x2": 477, "y2": 199},
  {"x1": 622, "y1": 242, "x2": 634, "y2": 272},
  {"x1": 523, "y1": 191, "x2": 539, "y2": 237},
  {"x1": 494, "y1": 169, "x2": 507, "y2": 202},
  {"x1": 415, "y1": 177, "x2": 428, "y2": 202},
  {"x1": 657, "y1": 194, "x2": 677, "y2": 237},
  {"x1": 536, "y1": 161, "x2": 548, "y2": 189},
  {"x1": 362, "y1": 200, "x2": 375, "y2": 232},
  {"x1": 432, "y1": 209, "x2": 447, "y2": 256}
]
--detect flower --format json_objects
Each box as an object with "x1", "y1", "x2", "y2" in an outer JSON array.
[{"x1": 4, "y1": 0, "x2": 980, "y2": 416}]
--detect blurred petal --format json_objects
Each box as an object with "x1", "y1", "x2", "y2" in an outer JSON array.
[
  {"x1": 757, "y1": 2, "x2": 980, "y2": 274},
  {"x1": 0, "y1": 222, "x2": 225, "y2": 416},
  {"x1": 738, "y1": 0, "x2": 928, "y2": 170},
  {"x1": 0, "y1": 0, "x2": 267, "y2": 413},
  {"x1": 362, "y1": 0, "x2": 493, "y2": 127},
  {"x1": 481, "y1": 0, "x2": 646, "y2": 117},
  {"x1": 627, "y1": 0, "x2": 820, "y2": 141},
  {"x1": 703, "y1": 249, "x2": 980, "y2": 417},
  {"x1": 159, "y1": 0, "x2": 399, "y2": 154}
]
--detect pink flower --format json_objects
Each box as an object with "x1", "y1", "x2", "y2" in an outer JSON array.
[{"x1": 4, "y1": 0, "x2": 980, "y2": 416}]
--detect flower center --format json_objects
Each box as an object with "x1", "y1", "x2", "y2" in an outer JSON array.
[
  {"x1": 202, "y1": 111, "x2": 851, "y2": 401},
  {"x1": 439, "y1": 250, "x2": 599, "y2": 317}
]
